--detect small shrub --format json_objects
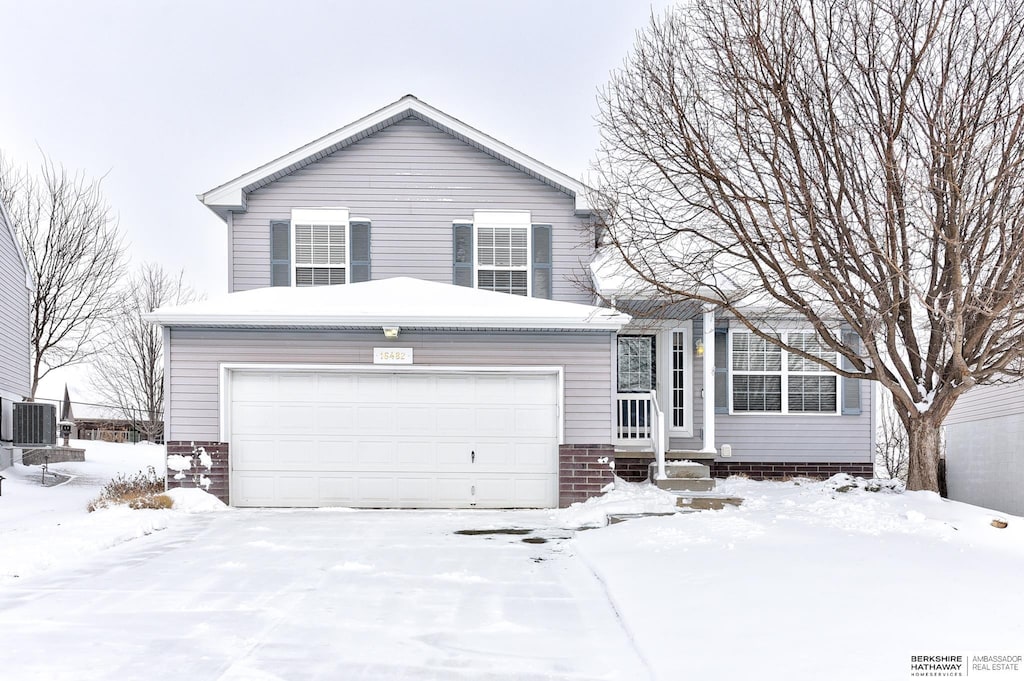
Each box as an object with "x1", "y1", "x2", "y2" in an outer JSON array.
[
  {"x1": 88, "y1": 466, "x2": 167, "y2": 512},
  {"x1": 128, "y1": 493, "x2": 173, "y2": 510}
]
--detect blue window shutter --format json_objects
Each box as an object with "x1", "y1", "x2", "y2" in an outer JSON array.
[
  {"x1": 841, "y1": 327, "x2": 862, "y2": 415},
  {"x1": 453, "y1": 223, "x2": 473, "y2": 287},
  {"x1": 350, "y1": 221, "x2": 371, "y2": 283},
  {"x1": 531, "y1": 224, "x2": 552, "y2": 299},
  {"x1": 270, "y1": 220, "x2": 290, "y2": 287},
  {"x1": 714, "y1": 325, "x2": 729, "y2": 414}
]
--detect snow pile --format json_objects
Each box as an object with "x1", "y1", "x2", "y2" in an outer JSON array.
[
  {"x1": 162, "y1": 487, "x2": 228, "y2": 512},
  {"x1": 555, "y1": 477, "x2": 679, "y2": 528}
]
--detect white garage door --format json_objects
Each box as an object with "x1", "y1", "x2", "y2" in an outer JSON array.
[{"x1": 229, "y1": 370, "x2": 559, "y2": 508}]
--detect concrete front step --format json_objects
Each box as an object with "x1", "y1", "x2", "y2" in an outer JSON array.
[
  {"x1": 674, "y1": 496, "x2": 743, "y2": 511},
  {"x1": 648, "y1": 461, "x2": 711, "y2": 479},
  {"x1": 654, "y1": 477, "x2": 715, "y2": 492}
]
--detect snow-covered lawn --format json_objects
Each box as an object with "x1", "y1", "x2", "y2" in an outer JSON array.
[
  {"x1": 0, "y1": 439, "x2": 176, "y2": 581},
  {"x1": 574, "y1": 477, "x2": 1024, "y2": 680},
  {"x1": 1, "y1": 450, "x2": 1021, "y2": 680}
]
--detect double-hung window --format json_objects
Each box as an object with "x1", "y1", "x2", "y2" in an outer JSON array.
[
  {"x1": 452, "y1": 210, "x2": 553, "y2": 298},
  {"x1": 730, "y1": 330, "x2": 838, "y2": 414},
  {"x1": 474, "y1": 210, "x2": 530, "y2": 296},
  {"x1": 286, "y1": 208, "x2": 371, "y2": 287}
]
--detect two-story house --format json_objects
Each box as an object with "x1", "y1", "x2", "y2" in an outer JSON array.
[
  {"x1": 0, "y1": 196, "x2": 32, "y2": 469},
  {"x1": 150, "y1": 95, "x2": 875, "y2": 508}
]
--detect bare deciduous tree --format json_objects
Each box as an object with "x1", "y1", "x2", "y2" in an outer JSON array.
[
  {"x1": 876, "y1": 391, "x2": 910, "y2": 482},
  {"x1": 91, "y1": 263, "x2": 195, "y2": 442},
  {"x1": 0, "y1": 152, "x2": 127, "y2": 398},
  {"x1": 594, "y1": 0, "x2": 1024, "y2": 491}
]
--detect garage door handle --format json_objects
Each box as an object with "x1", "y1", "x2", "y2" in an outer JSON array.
[{"x1": 471, "y1": 450, "x2": 475, "y2": 463}]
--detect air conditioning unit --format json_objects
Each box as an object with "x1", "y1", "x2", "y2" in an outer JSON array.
[{"x1": 13, "y1": 402, "x2": 56, "y2": 447}]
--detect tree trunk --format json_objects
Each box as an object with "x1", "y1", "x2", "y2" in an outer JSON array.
[{"x1": 905, "y1": 414, "x2": 944, "y2": 492}]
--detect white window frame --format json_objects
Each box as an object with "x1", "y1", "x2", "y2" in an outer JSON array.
[
  {"x1": 469, "y1": 210, "x2": 532, "y2": 297},
  {"x1": 659, "y1": 323, "x2": 693, "y2": 437},
  {"x1": 728, "y1": 329, "x2": 840, "y2": 416},
  {"x1": 290, "y1": 208, "x2": 352, "y2": 287}
]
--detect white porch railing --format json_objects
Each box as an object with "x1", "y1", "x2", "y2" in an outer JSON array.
[{"x1": 615, "y1": 391, "x2": 667, "y2": 480}]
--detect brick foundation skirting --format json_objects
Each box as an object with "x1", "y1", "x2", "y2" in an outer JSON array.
[
  {"x1": 559, "y1": 444, "x2": 615, "y2": 508},
  {"x1": 614, "y1": 457, "x2": 654, "y2": 483},
  {"x1": 710, "y1": 460, "x2": 874, "y2": 479},
  {"x1": 165, "y1": 441, "x2": 229, "y2": 504}
]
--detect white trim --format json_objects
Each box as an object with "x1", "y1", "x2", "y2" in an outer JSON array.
[
  {"x1": 0, "y1": 196, "x2": 33, "y2": 290},
  {"x1": 701, "y1": 308, "x2": 716, "y2": 453},
  {"x1": 290, "y1": 208, "x2": 351, "y2": 287},
  {"x1": 218, "y1": 362, "x2": 566, "y2": 450},
  {"x1": 658, "y1": 322, "x2": 694, "y2": 439},
  {"x1": 472, "y1": 210, "x2": 532, "y2": 298},
  {"x1": 162, "y1": 326, "x2": 172, "y2": 442},
  {"x1": 200, "y1": 95, "x2": 591, "y2": 218},
  {"x1": 727, "y1": 329, "x2": 841, "y2": 416}
]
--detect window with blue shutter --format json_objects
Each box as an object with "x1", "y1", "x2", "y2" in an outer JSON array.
[
  {"x1": 532, "y1": 223, "x2": 552, "y2": 299},
  {"x1": 453, "y1": 222, "x2": 473, "y2": 287},
  {"x1": 350, "y1": 221, "x2": 371, "y2": 283},
  {"x1": 270, "y1": 220, "x2": 291, "y2": 287},
  {"x1": 841, "y1": 327, "x2": 863, "y2": 415}
]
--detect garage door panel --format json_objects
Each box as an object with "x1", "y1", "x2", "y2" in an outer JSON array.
[
  {"x1": 475, "y1": 407, "x2": 513, "y2": 433},
  {"x1": 514, "y1": 407, "x2": 558, "y2": 436},
  {"x1": 230, "y1": 370, "x2": 559, "y2": 508},
  {"x1": 355, "y1": 374, "x2": 394, "y2": 401},
  {"x1": 318, "y1": 475, "x2": 357, "y2": 503},
  {"x1": 278, "y1": 374, "x2": 318, "y2": 400},
  {"x1": 316, "y1": 405, "x2": 357, "y2": 431},
  {"x1": 355, "y1": 405, "x2": 394, "y2": 432},
  {"x1": 397, "y1": 407, "x2": 436, "y2": 434},
  {"x1": 357, "y1": 476, "x2": 396, "y2": 502},
  {"x1": 316, "y1": 440, "x2": 357, "y2": 465},
  {"x1": 316, "y1": 373, "x2": 358, "y2": 399},
  {"x1": 277, "y1": 475, "x2": 318, "y2": 505}
]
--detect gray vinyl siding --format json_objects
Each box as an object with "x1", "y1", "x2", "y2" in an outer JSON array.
[
  {"x1": 0, "y1": 210, "x2": 30, "y2": 402},
  {"x1": 167, "y1": 328, "x2": 614, "y2": 445},
  {"x1": 622, "y1": 314, "x2": 874, "y2": 461},
  {"x1": 945, "y1": 382, "x2": 1024, "y2": 426},
  {"x1": 944, "y1": 382, "x2": 1024, "y2": 515},
  {"x1": 229, "y1": 117, "x2": 594, "y2": 303}
]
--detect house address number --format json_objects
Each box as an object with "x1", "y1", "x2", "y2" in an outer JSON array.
[{"x1": 373, "y1": 347, "x2": 413, "y2": 364}]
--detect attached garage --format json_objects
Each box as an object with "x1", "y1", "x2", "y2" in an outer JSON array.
[
  {"x1": 228, "y1": 368, "x2": 560, "y2": 508},
  {"x1": 150, "y1": 277, "x2": 630, "y2": 509}
]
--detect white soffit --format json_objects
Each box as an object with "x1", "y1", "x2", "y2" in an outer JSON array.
[{"x1": 199, "y1": 95, "x2": 592, "y2": 220}]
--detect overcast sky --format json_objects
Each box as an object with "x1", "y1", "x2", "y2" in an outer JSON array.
[{"x1": 0, "y1": 0, "x2": 669, "y2": 404}]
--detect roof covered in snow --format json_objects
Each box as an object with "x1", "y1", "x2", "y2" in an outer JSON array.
[
  {"x1": 199, "y1": 94, "x2": 592, "y2": 220},
  {"x1": 146, "y1": 277, "x2": 630, "y2": 331}
]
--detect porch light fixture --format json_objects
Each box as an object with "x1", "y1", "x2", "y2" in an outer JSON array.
[
  {"x1": 382, "y1": 326, "x2": 400, "y2": 339},
  {"x1": 695, "y1": 339, "x2": 705, "y2": 357}
]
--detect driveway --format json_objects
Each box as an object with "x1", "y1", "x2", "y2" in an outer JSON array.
[{"x1": 0, "y1": 510, "x2": 650, "y2": 681}]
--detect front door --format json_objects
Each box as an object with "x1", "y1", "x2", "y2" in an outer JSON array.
[{"x1": 616, "y1": 325, "x2": 692, "y2": 442}]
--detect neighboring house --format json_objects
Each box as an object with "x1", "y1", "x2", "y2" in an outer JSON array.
[
  {"x1": 149, "y1": 94, "x2": 875, "y2": 509},
  {"x1": 944, "y1": 384, "x2": 1024, "y2": 516},
  {"x1": 59, "y1": 386, "x2": 160, "y2": 444},
  {"x1": 0, "y1": 195, "x2": 32, "y2": 469}
]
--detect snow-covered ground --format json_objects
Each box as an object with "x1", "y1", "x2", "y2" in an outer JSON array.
[
  {"x1": 1, "y1": 446, "x2": 1022, "y2": 680},
  {"x1": 574, "y1": 476, "x2": 1024, "y2": 680},
  {"x1": 0, "y1": 439, "x2": 175, "y2": 581}
]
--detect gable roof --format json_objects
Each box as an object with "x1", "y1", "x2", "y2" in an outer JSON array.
[
  {"x1": 0, "y1": 195, "x2": 33, "y2": 290},
  {"x1": 146, "y1": 277, "x2": 629, "y2": 331},
  {"x1": 198, "y1": 95, "x2": 592, "y2": 221}
]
